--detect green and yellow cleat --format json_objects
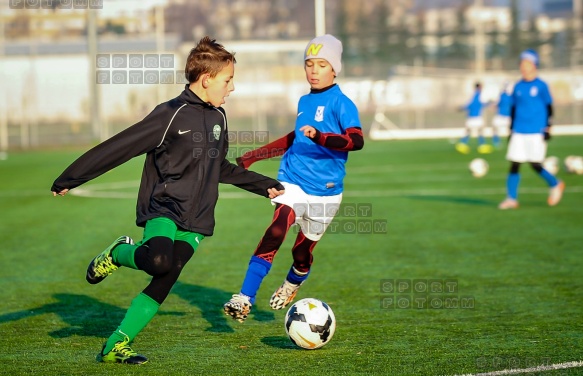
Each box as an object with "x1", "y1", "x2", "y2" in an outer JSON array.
[
  {"x1": 477, "y1": 144, "x2": 494, "y2": 154},
  {"x1": 97, "y1": 335, "x2": 148, "y2": 364},
  {"x1": 86, "y1": 236, "x2": 133, "y2": 284},
  {"x1": 455, "y1": 143, "x2": 471, "y2": 154}
]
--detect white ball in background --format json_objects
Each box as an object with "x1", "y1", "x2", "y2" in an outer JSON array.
[
  {"x1": 543, "y1": 156, "x2": 560, "y2": 175},
  {"x1": 565, "y1": 155, "x2": 583, "y2": 175},
  {"x1": 469, "y1": 158, "x2": 489, "y2": 178}
]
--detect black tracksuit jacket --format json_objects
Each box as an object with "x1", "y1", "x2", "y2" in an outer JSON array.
[{"x1": 51, "y1": 85, "x2": 283, "y2": 236}]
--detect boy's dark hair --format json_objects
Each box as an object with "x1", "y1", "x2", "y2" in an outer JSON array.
[{"x1": 184, "y1": 36, "x2": 237, "y2": 84}]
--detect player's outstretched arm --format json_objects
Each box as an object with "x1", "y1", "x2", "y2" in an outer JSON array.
[
  {"x1": 300, "y1": 126, "x2": 364, "y2": 152},
  {"x1": 236, "y1": 131, "x2": 295, "y2": 169},
  {"x1": 219, "y1": 158, "x2": 285, "y2": 197},
  {"x1": 50, "y1": 106, "x2": 167, "y2": 195}
]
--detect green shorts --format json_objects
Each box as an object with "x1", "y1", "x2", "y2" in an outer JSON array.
[{"x1": 136, "y1": 217, "x2": 204, "y2": 252}]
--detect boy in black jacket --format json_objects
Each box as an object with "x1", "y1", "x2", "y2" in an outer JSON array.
[{"x1": 51, "y1": 36, "x2": 284, "y2": 364}]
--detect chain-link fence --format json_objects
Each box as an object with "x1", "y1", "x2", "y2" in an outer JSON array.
[{"x1": 1, "y1": 40, "x2": 582, "y2": 149}]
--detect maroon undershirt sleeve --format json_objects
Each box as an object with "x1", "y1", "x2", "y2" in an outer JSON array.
[
  {"x1": 236, "y1": 131, "x2": 296, "y2": 169},
  {"x1": 309, "y1": 127, "x2": 364, "y2": 152}
]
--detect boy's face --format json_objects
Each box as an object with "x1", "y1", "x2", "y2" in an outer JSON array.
[
  {"x1": 519, "y1": 59, "x2": 537, "y2": 81},
  {"x1": 304, "y1": 58, "x2": 335, "y2": 90},
  {"x1": 205, "y1": 60, "x2": 235, "y2": 107}
]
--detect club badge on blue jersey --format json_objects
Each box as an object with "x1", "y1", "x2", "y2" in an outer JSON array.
[{"x1": 315, "y1": 106, "x2": 325, "y2": 122}]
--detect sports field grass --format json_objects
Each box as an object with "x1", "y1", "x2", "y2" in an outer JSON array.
[{"x1": 1, "y1": 136, "x2": 582, "y2": 375}]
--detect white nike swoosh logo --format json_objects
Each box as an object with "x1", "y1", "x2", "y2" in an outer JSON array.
[
  {"x1": 195, "y1": 237, "x2": 200, "y2": 244},
  {"x1": 178, "y1": 130, "x2": 191, "y2": 135},
  {"x1": 297, "y1": 112, "x2": 303, "y2": 117}
]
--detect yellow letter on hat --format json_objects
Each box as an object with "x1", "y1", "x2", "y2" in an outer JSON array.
[{"x1": 306, "y1": 43, "x2": 323, "y2": 56}]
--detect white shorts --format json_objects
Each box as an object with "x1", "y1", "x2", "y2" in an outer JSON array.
[
  {"x1": 465, "y1": 117, "x2": 484, "y2": 128},
  {"x1": 492, "y1": 115, "x2": 511, "y2": 128},
  {"x1": 272, "y1": 182, "x2": 342, "y2": 241},
  {"x1": 506, "y1": 133, "x2": 547, "y2": 163}
]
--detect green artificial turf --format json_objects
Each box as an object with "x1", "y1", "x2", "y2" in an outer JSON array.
[{"x1": 0, "y1": 137, "x2": 581, "y2": 375}]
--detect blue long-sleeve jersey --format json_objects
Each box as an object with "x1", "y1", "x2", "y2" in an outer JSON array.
[
  {"x1": 278, "y1": 84, "x2": 361, "y2": 196},
  {"x1": 464, "y1": 90, "x2": 486, "y2": 117},
  {"x1": 497, "y1": 92, "x2": 512, "y2": 116},
  {"x1": 511, "y1": 78, "x2": 553, "y2": 134}
]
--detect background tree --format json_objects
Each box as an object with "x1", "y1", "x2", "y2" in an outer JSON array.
[
  {"x1": 447, "y1": 2, "x2": 468, "y2": 63},
  {"x1": 375, "y1": 0, "x2": 391, "y2": 61},
  {"x1": 508, "y1": 0, "x2": 522, "y2": 61}
]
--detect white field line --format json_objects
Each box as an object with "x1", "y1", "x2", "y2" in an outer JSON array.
[
  {"x1": 48, "y1": 181, "x2": 582, "y2": 199},
  {"x1": 5, "y1": 178, "x2": 582, "y2": 199},
  {"x1": 349, "y1": 163, "x2": 469, "y2": 174},
  {"x1": 345, "y1": 185, "x2": 583, "y2": 197},
  {"x1": 454, "y1": 360, "x2": 583, "y2": 376}
]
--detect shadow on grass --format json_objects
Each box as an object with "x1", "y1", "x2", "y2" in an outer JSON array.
[
  {"x1": 261, "y1": 335, "x2": 298, "y2": 350},
  {"x1": 171, "y1": 281, "x2": 275, "y2": 334},
  {"x1": 0, "y1": 293, "x2": 126, "y2": 338},
  {"x1": 406, "y1": 195, "x2": 495, "y2": 206},
  {"x1": 0, "y1": 286, "x2": 277, "y2": 339}
]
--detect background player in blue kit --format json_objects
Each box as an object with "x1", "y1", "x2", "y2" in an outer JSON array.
[
  {"x1": 455, "y1": 82, "x2": 493, "y2": 155},
  {"x1": 498, "y1": 49, "x2": 565, "y2": 210},
  {"x1": 223, "y1": 34, "x2": 364, "y2": 322},
  {"x1": 491, "y1": 82, "x2": 513, "y2": 148}
]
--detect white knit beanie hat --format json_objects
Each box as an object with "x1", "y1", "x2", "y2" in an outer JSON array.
[{"x1": 304, "y1": 34, "x2": 343, "y2": 74}]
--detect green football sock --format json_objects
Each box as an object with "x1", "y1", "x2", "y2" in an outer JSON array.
[
  {"x1": 112, "y1": 243, "x2": 138, "y2": 269},
  {"x1": 103, "y1": 293, "x2": 160, "y2": 354}
]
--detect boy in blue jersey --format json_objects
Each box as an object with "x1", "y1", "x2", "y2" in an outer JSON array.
[
  {"x1": 491, "y1": 82, "x2": 513, "y2": 148},
  {"x1": 498, "y1": 49, "x2": 565, "y2": 209},
  {"x1": 223, "y1": 34, "x2": 364, "y2": 322},
  {"x1": 455, "y1": 82, "x2": 493, "y2": 154}
]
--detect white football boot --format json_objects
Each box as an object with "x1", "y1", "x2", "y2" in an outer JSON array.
[
  {"x1": 270, "y1": 279, "x2": 302, "y2": 310},
  {"x1": 223, "y1": 293, "x2": 252, "y2": 323}
]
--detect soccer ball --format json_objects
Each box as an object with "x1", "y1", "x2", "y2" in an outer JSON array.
[
  {"x1": 469, "y1": 158, "x2": 489, "y2": 178},
  {"x1": 285, "y1": 298, "x2": 336, "y2": 350},
  {"x1": 543, "y1": 156, "x2": 560, "y2": 175},
  {"x1": 565, "y1": 155, "x2": 583, "y2": 175}
]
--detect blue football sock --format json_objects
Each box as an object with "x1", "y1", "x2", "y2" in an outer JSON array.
[
  {"x1": 286, "y1": 266, "x2": 310, "y2": 285},
  {"x1": 539, "y1": 168, "x2": 558, "y2": 187},
  {"x1": 507, "y1": 173, "x2": 520, "y2": 200},
  {"x1": 478, "y1": 135, "x2": 485, "y2": 145},
  {"x1": 240, "y1": 256, "x2": 272, "y2": 304},
  {"x1": 492, "y1": 135, "x2": 500, "y2": 145},
  {"x1": 459, "y1": 135, "x2": 470, "y2": 144}
]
